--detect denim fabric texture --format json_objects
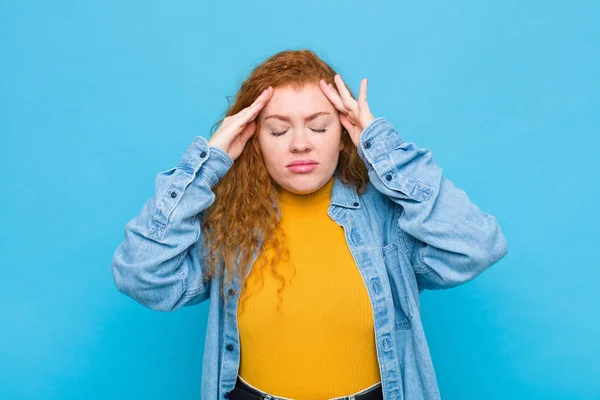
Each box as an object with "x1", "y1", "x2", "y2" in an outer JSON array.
[{"x1": 111, "y1": 117, "x2": 508, "y2": 400}]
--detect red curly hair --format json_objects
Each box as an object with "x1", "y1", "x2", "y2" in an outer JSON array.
[{"x1": 199, "y1": 49, "x2": 370, "y2": 315}]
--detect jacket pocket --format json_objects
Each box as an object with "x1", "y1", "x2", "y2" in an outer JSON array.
[{"x1": 382, "y1": 241, "x2": 414, "y2": 330}]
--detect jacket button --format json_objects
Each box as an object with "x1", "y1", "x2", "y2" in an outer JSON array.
[
  {"x1": 364, "y1": 141, "x2": 371, "y2": 149},
  {"x1": 170, "y1": 192, "x2": 177, "y2": 198},
  {"x1": 228, "y1": 288, "x2": 235, "y2": 297},
  {"x1": 371, "y1": 280, "x2": 380, "y2": 294},
  {"x1": 200, "y1": 150, "x2": 207, "y2": 158},
  {"x1": 381, "y1": 338, "x2": 391, "y2": 350},
  {"x1": 353, "y1": 202, "x2": 359, "y2": 207},
  {"x1": 385, "y1": 174, "x2": 392, "y2": 181},
  {"x1": 226, "y1": 344, "x2": 234, "y2": 351}
]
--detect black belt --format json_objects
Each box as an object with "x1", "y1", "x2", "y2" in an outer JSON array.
[{"x1": 226, "y1": 375, "x2": 384, "y2": 400}]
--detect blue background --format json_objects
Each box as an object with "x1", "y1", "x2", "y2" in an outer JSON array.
[{"x1": 1, "y1": 1, "x2": 598, "y2": 399}]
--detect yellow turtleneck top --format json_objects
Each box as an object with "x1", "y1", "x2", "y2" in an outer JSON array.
[{"x1": 237, "y1": 176, "x2": 381, "y2": 399}]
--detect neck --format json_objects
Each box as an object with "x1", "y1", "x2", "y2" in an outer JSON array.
[{"x1": 277, "y1": 176, "x2": 335, "y2": 208}]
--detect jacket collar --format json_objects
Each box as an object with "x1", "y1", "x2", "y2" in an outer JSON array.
[{"x1": 330, "y1": 170, "x2": 361, "y2": 209}]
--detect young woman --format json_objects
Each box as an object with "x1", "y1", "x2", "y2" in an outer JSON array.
[{"x1": 111, "y1": 49, "x2": 508, "y2": 400}]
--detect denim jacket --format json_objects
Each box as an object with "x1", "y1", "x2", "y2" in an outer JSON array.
[{"x1": 111, "y1": 117, "x2": 508, "y2": 400}]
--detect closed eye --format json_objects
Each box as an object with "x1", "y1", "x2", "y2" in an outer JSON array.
[{"x1": 271, "y1": 128, "x2": 328, "y2": 137}]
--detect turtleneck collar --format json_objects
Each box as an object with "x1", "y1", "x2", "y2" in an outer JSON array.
[{"x1": 277, "y1": 175, "x2": 335, "y2": 208}]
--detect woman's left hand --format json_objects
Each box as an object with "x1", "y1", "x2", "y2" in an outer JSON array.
[{"x1": 319, "y1": 74, "x2": 376, "y2": 148}]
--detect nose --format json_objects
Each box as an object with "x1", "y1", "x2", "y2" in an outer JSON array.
[{"x1": 290, "y1": 130, "x2": 312, "y2": 153}]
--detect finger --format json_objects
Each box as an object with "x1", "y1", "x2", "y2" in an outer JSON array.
[
  {"x1": 358, "y1": 78, "x2": 367, "y2": 105},
  {"x1": 320, "y1": 79, "x2": 349, "y2": 114},
  {"x1": 247, "y1": 87, "x2": 272, "y2": 112},
  {"x1": 320, "y1": 79, "x2": 339, "y2": 100},
  {"x1": 327, "y1": 82, "x2": 342, "y2": 99},
  {"x1": 328, "y1": 82, "x2": 344, "y2": 105},
  {"x1": 327, "y1": 81, "x2": 342, "y2": 94},
  {"x1": 334, "y1": 74, "x2": 356, "y2": 109},
  {"x1": 235, "y1": 87, "x2": 272, "y2": 121},
  {"x1": 248, "y1": 88, "x2": 273, "y2": 120}
]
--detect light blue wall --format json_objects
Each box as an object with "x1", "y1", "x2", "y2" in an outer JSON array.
[{"x1": 1, "y1": 1, "x2": 598, "y2": 399}]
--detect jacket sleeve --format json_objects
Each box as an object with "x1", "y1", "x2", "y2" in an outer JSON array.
[
  {"x1": 111, "y1": 135, "x2": 233, "y2": 311},
  {"x1": 357, "y1": 117, "x2": 508, "y2": 291}
]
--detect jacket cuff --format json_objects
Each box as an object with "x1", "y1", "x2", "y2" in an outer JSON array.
[
  {"x1": 357, "y1": 117, "x2": 406, "y2": 164},
  {"x1": 177, "y1": 136, "x2": 233, "y2": 187}
]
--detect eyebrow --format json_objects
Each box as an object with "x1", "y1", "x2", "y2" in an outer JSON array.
[{"x1": 264, "y1": 111, "x2": 330, "y2": 122}]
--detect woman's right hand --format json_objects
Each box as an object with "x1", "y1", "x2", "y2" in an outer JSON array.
[{"x1": 208, "y1": 86, "x2": 274, "y2": 161}]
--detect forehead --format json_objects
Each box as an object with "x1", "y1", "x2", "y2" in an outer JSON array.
[{"x1": 260, "y1": 83, "x2": 335, "y2": 119}]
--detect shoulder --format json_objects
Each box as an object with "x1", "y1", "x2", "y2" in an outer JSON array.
[
  {"x1": 356, "y1": 181, "x2": 401, "y2": 231},
  {"x1": 358, "y1": 181, "x2": 398, "y2": 213}
]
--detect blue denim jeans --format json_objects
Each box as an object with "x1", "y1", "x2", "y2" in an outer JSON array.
[{"x1": 227, "y1": 374, "x2": 384, "y2": 400}]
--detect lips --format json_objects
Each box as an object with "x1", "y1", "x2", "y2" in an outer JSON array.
[{"x1": 286, "y1": 159, "x2": 318, "y2": 167}]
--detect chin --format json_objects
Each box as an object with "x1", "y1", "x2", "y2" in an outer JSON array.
[{"x1": 277, "y1": 173, "x2": 331, "y2": 194}]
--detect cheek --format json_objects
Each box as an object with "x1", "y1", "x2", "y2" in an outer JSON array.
[
  {"x1": 258, "y1": 134, "x2": 281, "y2": 168},
  {"x1": 323, "y1": 129, "x2": 343, "y2": 153}
]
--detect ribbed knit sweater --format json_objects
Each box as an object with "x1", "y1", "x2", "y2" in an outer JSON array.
[{"x1": 237, "y1": 176, "x2": 381, "y2": 398}]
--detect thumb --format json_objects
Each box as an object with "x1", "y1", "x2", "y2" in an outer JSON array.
[
  {"x1": 340, "y1": 113, "x2": 353, "y2": 134},
  {"x1": 240, "y1": 121, "x2": 256, "y2": 142}
]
